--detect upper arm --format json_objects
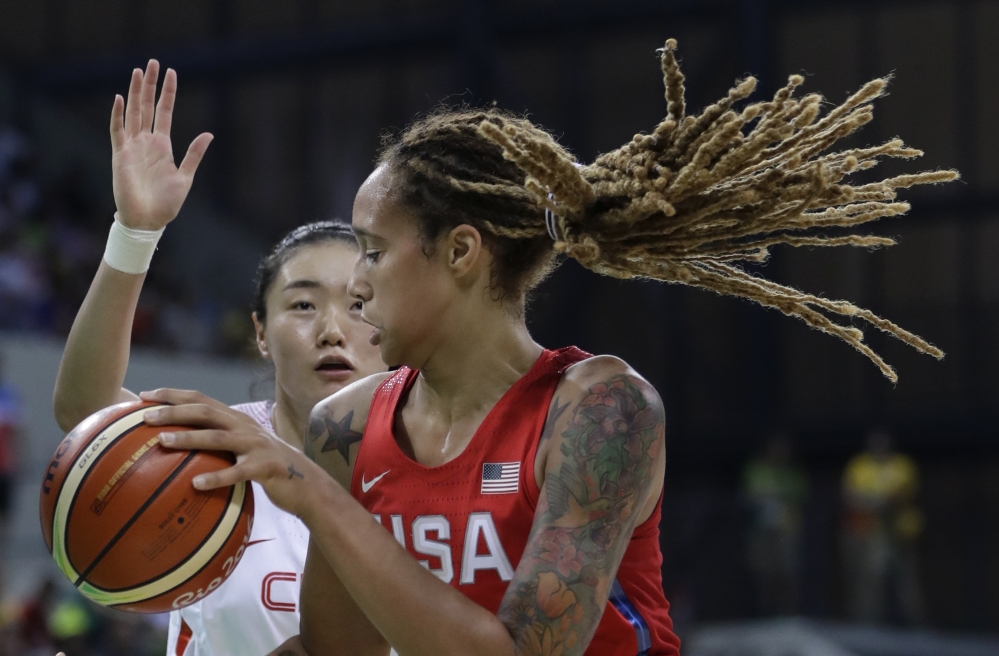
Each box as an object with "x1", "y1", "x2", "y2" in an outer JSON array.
[
  {"x1": 303, "y1": 373, "x2": 390, "y2": 488},
  {"x1": 498, "y1": 357, "x2": 666, "y2": 655}
]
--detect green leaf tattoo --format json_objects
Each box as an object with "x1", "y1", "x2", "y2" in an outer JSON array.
[{"x1": 499, "y1": 374, "x2": 664, "y2": 656}]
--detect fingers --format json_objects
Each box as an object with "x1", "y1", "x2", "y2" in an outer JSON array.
[
  {"x1": 158, "y1": 428, "x2": 248, "y2": 455},
  {"x1": 124, "y1": 68, "x2": 143, "y2": 138},
  {"x1": 178, "y1": 132, "x2": 214, "y2": 180},
  {"x1": 188, "y1": 460, "x2": 255, "y2": 492},
  {"x1": 154, "y1": 68, "x2": 177, "y2": 136},
  {"x1": 110, "y1": 94, "x2": 125, "y2": 151},
  {"x1": 144, "y1": 403, "x2": 237, "y2": 431},
  {"x1": 139, "y1": 59, "x2": 160, "y2": 133},
  {"x1": 141, "y1": 387, "x2": 226, "y2": 408}
]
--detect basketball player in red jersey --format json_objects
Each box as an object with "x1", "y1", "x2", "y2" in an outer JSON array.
[{"x1": 139, "y1": 41, "x2": 951, "y2": 656}]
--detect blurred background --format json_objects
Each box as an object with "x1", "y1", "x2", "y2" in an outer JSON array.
[{"x1": 0, "y1": 0, "x2": 997, "y2": 654}]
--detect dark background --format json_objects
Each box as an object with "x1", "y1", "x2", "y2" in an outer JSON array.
[{"x1": 1, "y1": 0, "x2": 997, "y2": 637}]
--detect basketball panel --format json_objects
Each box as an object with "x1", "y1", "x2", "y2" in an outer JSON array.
[
  {"x1": 80, "y1": 481, "x2": 254, "y2": 613},
  {"x1": 65, "y1": 426, "x2": 189, "y2": 576},
  {"x1": 114, "y1": 485, "x2": 255, "y2": 613},
  {"x1": 40, "y1": 402, "x2": 166, "y2": 553},
  {"x1": 84, "y1": 451, "x2": 236, "y2": 591}
]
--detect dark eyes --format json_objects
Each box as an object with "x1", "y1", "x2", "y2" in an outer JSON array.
[
  {"x1": 351, "y1": 301, "x2": 363, "y2": 312},
  {"x1": 293, "y1": 301, "x2": 315, "y2": 311},
  {"x1": 365, "y1": 251, "x2": 381, "y2": 263}
]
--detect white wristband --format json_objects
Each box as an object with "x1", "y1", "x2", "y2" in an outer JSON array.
[{"x1": 103, "y1": 213, "x2": 165, "y2": 274}]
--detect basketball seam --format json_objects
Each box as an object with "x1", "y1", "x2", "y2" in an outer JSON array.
[
  {"x1": 50, "y1": 405, "x2": 156, "y2": 553},
  {"x1": 52, "y1": 406, "x2": 159, "y2": 578},
  {"x1": 63, "y1": 420, "x2": 150, "y2": 572},
  {"x1": 106, "y1": 487, "x2": 249, "y2": 608},
  {"x1": 73, "y1": 449, "x2": 200, "y2": 587},
  {"x1": 101, "y1": 481, "x2": 236, "y2": 593},
  {"x1": 75, "y1": 481, "x2": 247, "y2": 607}
]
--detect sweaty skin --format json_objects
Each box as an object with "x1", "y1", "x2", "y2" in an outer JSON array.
[{"x1": 143, "y1": 163, "x2": 666, "y2": 656}]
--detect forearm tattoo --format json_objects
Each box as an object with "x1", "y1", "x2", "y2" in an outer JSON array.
[
  {"x1": 287, "y1": 464, "x2": 305, "y2": 480},
  {"x1": 306, "y1": 409, "x2": 362, "y2": 465},
  {"x1": 499, "y1": 374, "x2": 664, "y2": 655}
]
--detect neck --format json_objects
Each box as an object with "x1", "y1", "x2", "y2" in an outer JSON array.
[
  {"x1": 413, "y1": 303, "x2": 543, "y2": 421},
  {"x1": 270, "y1": 388, "x2": 308, "y2": 451}
]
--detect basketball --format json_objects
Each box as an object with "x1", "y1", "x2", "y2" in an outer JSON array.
[{"x1": 39, "y1": 401, "x2": 254, "y2": 613}]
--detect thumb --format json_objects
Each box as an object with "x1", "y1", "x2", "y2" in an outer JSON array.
[{"x1": 179, "y1": 132, "x2": 214, "y2": 181}]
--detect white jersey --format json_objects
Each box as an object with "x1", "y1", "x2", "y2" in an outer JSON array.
[{"x1": 166, "y1": 402, "x2": 309, "y2": 656}]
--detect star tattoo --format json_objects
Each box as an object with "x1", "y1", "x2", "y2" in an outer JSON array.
[{"x1": 314, "y1": 410, "x2": 363, "y2": 462}]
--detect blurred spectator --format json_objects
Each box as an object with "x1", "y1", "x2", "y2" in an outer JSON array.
[
  {"x1": 49, "y1": 596, "x2": 93, "y2": 656},
  {"x1": 0, "y1": 352, "x2": 21, "y2": 600},
  {"x1": 18, "y1": 578, "x2": 58, "y2": 654},
  {"x1": 743, "y1": 433, "x2": 808, "y2": 616},
  {"x1": 841, "y1": 429, "x2": 924, "y2": 625},
  {"x1": 7, "y1": 578, "x2": 168, "y2": 656},
  {"x1": 0, "y1": 120, "x2": 248, "y2": 359}
]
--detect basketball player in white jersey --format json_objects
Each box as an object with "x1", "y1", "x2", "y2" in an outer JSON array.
[{"x1": 52, "y1": 60, "x2": 388, "y2": 656}]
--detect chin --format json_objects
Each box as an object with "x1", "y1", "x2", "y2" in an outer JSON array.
[{"x1": 377, "y1": 340, "x2": 407, "y2": 370}]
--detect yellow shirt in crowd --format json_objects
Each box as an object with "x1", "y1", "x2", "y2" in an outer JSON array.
[{"x1": 842, "y1": 452, "x2": 923, "y2": 539}]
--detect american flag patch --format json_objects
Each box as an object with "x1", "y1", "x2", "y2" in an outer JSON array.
[{"x1": 481, "y1": 462, "x2": 520, "y2": 494}]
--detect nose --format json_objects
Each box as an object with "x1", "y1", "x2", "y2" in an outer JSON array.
[
  {"x1": 316, "y1": 305, "x2": 346, "y2": 348},
  {"x1": 347, "y1": 256, "x2": 372, "y2": 304}
]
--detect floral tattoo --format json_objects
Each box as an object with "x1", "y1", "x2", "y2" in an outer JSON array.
[{"x1": 499, "y1": 374, "x2": 664, "y2": 655}]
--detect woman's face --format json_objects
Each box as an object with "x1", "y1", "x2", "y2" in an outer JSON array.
[
  {"x1": 349, "y1": 165, "x2": 465, "y2": 368},
  {"x1": 255, "y1": 241, "x2": 387, "y2": 410}
]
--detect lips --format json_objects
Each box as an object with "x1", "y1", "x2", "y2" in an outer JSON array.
[
  {"x1": 360, "y1": 313, "x2": 382, "y2": 346},
  {"x1": 315, "y1": 354, "x2": 355, "y2": 380}
]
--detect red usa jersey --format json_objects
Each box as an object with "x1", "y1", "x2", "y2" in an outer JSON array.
[{"x1": 352, "y1": 348, "x2": 680, "y2": 656}]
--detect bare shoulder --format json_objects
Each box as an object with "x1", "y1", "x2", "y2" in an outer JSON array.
[
  {"x1": 558, "y1": 354, "x2": 657, "y2": 402},
  {"x1": 304, "y1": 371, "x2": 393, "y2": 488},
  {"x1": 537, "y1": 354, "x2": 664, "y2": 474}
]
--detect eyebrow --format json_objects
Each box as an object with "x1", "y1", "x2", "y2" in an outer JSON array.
[
  {"x1": 352, "y1": 226, "x2": 379, "y2": 240},
  {"x1": 282, "y1": 279, "x2": 322, "y2": 292}
]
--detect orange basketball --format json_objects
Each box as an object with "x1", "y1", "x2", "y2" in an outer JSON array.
[{"x1": 39, "y1": 401, "x2": 254, "y2": 613}]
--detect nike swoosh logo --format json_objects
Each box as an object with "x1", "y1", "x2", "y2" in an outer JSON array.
[
  {"x1": 246, "y1": 538, "x2": 275, "y2": 548},
  {"x1": 361, "y1": 470, "x2": 390, "y2": 493}
]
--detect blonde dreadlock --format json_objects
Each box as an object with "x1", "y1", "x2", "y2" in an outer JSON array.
[
  {"x1": 474, "y1": 39, "x2": 958, "y2": 383},
  {"x1": 377, "y1": 40, "x2": 956, "y2": 381}
]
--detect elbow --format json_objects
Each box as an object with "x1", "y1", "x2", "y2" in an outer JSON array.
[
  {"x1": 52, "y1": 391, "x2": 88, "y2": 433},
  {"x1": 459, "y1": 617, "x2": 517, "y2": 656}
]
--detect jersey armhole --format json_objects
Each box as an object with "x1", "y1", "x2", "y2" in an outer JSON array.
[
  {"x1": 350, "y1": 368, "x2": 415, "y2": 494},
  {"x1": 524, "y1": 348, "x2": 595, "y2": 510}
]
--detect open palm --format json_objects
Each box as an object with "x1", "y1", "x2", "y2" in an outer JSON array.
[{"x1": 111, "y1": 59, "x2": 212, "y2": 230}]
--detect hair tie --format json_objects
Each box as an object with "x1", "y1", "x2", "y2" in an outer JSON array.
[
  {"x1": 544, "y1": 163, "x2": 585, "y2": 241},
  {"x1": 544, "y1": 193, "x2": 558, "y2": 241}
]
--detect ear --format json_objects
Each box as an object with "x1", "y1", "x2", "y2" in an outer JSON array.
[
  {"x1": 445, "y1": 224, "x2": 485, "y2": 280},
  {"x1": 251, "y1": 312, "x2": 271, "y2": 360}
]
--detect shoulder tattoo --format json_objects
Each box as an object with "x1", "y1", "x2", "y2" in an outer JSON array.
[{"x1": 306, "y1": 408, "x2": 363, "y2": 465}]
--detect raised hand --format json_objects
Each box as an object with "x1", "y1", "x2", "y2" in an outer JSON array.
[{"x1": 110, "y1": 59, "x2": 213, "y2": 230}]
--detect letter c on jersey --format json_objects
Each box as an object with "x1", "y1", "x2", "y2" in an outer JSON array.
[{"x1": 261, "y1": 572, "x2": 298, "y2": 613}]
